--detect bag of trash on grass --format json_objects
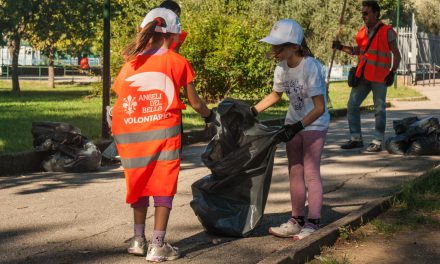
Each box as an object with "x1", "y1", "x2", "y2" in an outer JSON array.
[
  {"x1": 31, "y1": 121, "x2": 101, "y2": 172},
  {"x1": 190, "y1": 99, "x2": 283, "y2": 237}
]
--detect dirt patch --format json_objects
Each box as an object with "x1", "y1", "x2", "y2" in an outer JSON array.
[{"x1": 310, "y1": 211, "x2": 440, "y2": 264}]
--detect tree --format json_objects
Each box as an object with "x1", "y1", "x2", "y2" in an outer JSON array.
[
  {"x1": 414, "y1": 0, "x2": 440, "y2": 35},
  {"x1": 27, "y1": 0, "x2": 101, "y2": 88},
  {"x1": 0, "y1": 0, "x2": 35, "y2": 92}
]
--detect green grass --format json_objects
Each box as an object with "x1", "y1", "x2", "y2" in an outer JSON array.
[
  {"x1": 0, "y1": 80, "x2": 423, "y2": 153},
  {"x1": 363, "y1": 168, "x2": 440, "y2": 236}
]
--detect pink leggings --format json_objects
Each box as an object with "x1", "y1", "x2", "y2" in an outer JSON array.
[
  {"x1": 130, "y1": 196, "x2": 174, "y2": 209},
  {"x1": 286, "y1": 130, "x2": 327, "y2": 219}
]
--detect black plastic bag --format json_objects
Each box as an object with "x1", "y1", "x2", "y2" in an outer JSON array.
[
  {"x1": 406, "y1": 136, "x2": 440, "y2": 156},
  {"x1": 190, "y1": 99, "x2": 281, "y2": 237},
  {"x1": 32, "y1": 121, "x2": 101, "y2": 172},
  {"x1": 393, "y1": 116, "x2": 419, "y2": 135},
  {"x1": 386, "y1": 116, "x2": 440, "y2": 156},
  {"x1": 385, "y1": 135, "x2": 410, "y2": 155}
]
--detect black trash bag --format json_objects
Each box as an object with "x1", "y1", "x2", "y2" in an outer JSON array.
[
  {"x1": 387, "y1": 116, "x2": 440, "y2": 156},
  {"x1": 404, "y1": 116, "x2": 440, "y2": 138},
  {"x1": 31, "y1": 121, "x2": 101, "y2": 172},
  {"x1": 385, "y1": 135, "x2": 411, "y2": 155},
  {"x1": 392, "y1": 116, "x2": 419, "y2": 135},
  {"x1": 406, "y1": 136, "x2": 440, "y2": 156},
  {"x1": 190, "y1": 99, "x2": 281, "y2": 237}
]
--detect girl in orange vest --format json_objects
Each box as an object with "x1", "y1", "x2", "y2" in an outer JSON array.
[{"x1": 111, "y1": 8, "x2": 214, "y2": 261}]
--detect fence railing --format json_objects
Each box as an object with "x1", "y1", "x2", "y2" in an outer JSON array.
[{"x1": 0, "y1": 65, "x2": 101, "y2": 79}]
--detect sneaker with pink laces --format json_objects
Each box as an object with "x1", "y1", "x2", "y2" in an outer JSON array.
[{"x1": 293, "y1": 223, "x2": 319, "y2": 241}]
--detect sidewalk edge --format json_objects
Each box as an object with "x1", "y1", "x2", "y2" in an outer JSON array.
[{"x1": 258, "y1": 196, "x2": 392, "y2": 264}]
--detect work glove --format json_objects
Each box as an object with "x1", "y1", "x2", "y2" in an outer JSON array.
[
  {"x1": 385, "y1": 70, "x2": 395, "y2": 86},
  {"x1": 204, "y1": 109, "x2": 220, "y2": 138},
  {"x1": 204, "y1": 110, "x2": 218, "y2": 125},
  {"x1": 332, "y1": 40, "x2": 343, "y2": 51},
  {"x1": 277, "y1": 121, "x2": 304, "y2": 143},
  {"x1": 250, "y1": 106, "x2": 258, "y2": 117}
]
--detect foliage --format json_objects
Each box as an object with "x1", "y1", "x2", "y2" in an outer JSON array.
[
  {"x1": 414, "y1": 0, "x2": 440, "y2": 35},
  {"x1": 27, "y1": 1, "x2": 101, "y2": 56},
  {"x1": 0, "y1": 0, "x2": 36, "y2": 92},
  {"x1": 24, "y1": 1, "x2": 102, "y2": 88}
]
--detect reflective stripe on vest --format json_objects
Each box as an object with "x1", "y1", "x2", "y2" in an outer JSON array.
[
  {"x1": 356, "y1": 24, "x2": 394, "y2": 83},
  {"x1": 360, "y1": 49, "x2": 392, "y2": 58},
  {"x1": 121, "y1": 149, "x2": 180, "y2": 169},
  {"x1": 114, "y1": 124, "x2": 181, "y2": 144},
  {"x1": 360, "y1": 57, "x2": 392, "y2": 69}
]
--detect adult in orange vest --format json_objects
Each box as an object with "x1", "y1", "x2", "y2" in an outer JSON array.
[
  {"x1": 112, "y1": 8, "x2": 215, "y2": 261},
  {"x1": 332, "y1": 0, "x2": 401, "y2": 152}
]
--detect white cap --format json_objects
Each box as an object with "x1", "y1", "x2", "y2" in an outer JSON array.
[
  {"x1": 140, "y1": 8, "x2": 181, "y2": 34},
  {"x1": 260, "y1": 19, "x2": 304, "y2": 45}
]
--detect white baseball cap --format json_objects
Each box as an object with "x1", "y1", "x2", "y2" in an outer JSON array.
[
  {"x1": 140, "y1": 8, "x2": 181, "y2": 34},
  {"x1": 260, "y1": 19, "x2": 304, "y2": 45}
]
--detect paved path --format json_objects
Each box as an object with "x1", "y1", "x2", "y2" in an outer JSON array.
[{"x1": 1, "y1": 84, "x2": 440, "y2": 264}]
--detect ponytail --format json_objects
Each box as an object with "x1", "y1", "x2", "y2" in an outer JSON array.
[
  {"x1": 299, "y1": 38, "x2": 314, "y2": 58},
  {"x1": 122, "y1": 17, "x2": 166, "y2": 61}
]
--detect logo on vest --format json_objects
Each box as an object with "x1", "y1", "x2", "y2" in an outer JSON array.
[
  {"x1": 122, "y1": 95, "x2": 137, "y2": 116},
  {"x1": 126, "y1": 72, "x2": 175, "y2": 111},
  {"x1": 122, "y1": 72, "x2": 176, "y2": 124}
]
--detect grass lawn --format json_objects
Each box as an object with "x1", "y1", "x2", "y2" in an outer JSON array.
[{"x1": 0, "y1": 80, "x2": 422, "y2": 153}]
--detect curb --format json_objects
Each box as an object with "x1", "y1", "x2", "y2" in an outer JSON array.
[
  {"x1": 390, "y1": 95, "x2": 429, "y2": 102},
  {"x1": 0, "y1": 102, "x2": 392, "y2": 176},
  {"x1": 258, "y1": 196, "x2": 393, "y2": 264}
]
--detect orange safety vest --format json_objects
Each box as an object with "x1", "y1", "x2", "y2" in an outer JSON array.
[
  {"x1": 111, "y1": 49, "x2": 194, "y2": 204},
  {"x1": 355, "y1": 23, "x2": 395, "y2": 83}
]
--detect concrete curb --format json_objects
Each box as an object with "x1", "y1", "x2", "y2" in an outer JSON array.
[
  {"x1": 391, "y1": 95, "x2": 429, "y2": 102},
  {"x1": 258, "y1": 196, "x2": 393, "y2": 264},
  {"x1": 0, "y1": 102, "x2": 392, "y2": 176}
]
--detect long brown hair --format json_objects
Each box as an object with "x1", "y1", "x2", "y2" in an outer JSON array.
[
  {"x1": 122, "y1": 17, "x2": 170, "y2": 61},
  {"x1": 299, "y1": 38, "x2": 314, "y2": 58}
]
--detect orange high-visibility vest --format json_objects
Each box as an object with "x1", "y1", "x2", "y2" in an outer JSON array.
[
  {"x1": 111, "y1": 49, "x2": 194, "y2": 204},
  {"x1": 355, "y1": 23, "x2": 395, "y2": 83}
]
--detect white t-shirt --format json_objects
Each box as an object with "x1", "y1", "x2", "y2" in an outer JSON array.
[{"x1": 273, "y1": 57, "x2": 330, "y2": 131}]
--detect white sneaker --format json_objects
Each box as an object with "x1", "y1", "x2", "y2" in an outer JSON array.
[
  {"x1": 268, "y1": 218, "x2": 302, "y2": 238},
  {"x1": 127, "y1": 236, "x2": 147, "y2": 256},
  {"x1": 146, "y1": 242, "x2": 180, "y2": 262},
  {"x1": 293, "y1": 223, "x2": 318, "y2": 241}
]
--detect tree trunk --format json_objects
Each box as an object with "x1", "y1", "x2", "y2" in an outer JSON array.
[
  {"x1": 11, "y1": 33, "x2": 21, "y2": 93},
  {"x1": 48, "y1": 47, "x2": 55, "y2": 88}
]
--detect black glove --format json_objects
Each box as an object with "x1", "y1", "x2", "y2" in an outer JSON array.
[
  {"x1": 385, "y1": 71, "x2": 395, "y2": 86},
  {"x1": 204, "y1": 110, "x2": 219, "y2": 139},
  {"x1": 250, "y1": 106, "x2": 258, "y2": 117},
  {"x1": 332, "y1": 40, "x2": 343, "y2": 51},
  {"x1": 204, "y1": 110, "x2": 217, "y2": 124},
  {"x1": 277, "y1": 121, "x2": 304, "y2": 143}
]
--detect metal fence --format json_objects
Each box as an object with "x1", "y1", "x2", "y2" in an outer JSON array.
[{"x1": 397, "y1": 14, "x2": 440, "y2": 85}]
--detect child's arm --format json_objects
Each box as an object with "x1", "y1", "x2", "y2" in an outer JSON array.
[
  {"x1": 183, "y1": 82, "x2": 211, "y2": 118},
  {"x1": 253, "y1": 91, "x2": 283, "y2": 114},
  {"x1": 301, "y1": 95, "x2": 325, "y2": 126}
]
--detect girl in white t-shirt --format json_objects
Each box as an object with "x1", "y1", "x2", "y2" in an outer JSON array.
[{"x1": 251, "y1": 19, "x2": 329, "y2": 240}]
